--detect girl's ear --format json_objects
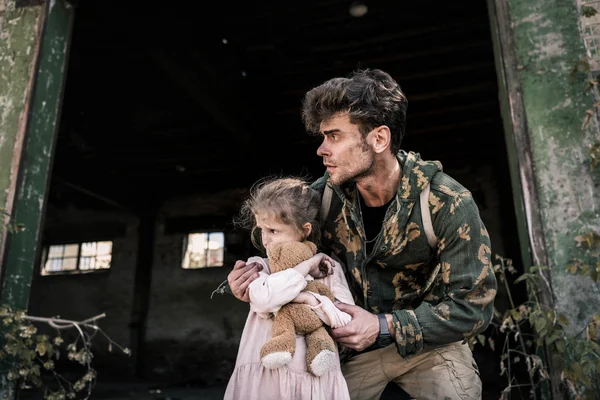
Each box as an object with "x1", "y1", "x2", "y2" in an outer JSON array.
[{"x1": 302, "y1": 222, "x2": 312, "y2": 239}]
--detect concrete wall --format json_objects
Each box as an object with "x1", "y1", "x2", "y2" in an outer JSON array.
[
  {"x1": 142, "y1": 189, "x2": 254, "y2": 385},
  {"x1": 28, "y1": 188, "x2": 255, "y2": 385},
  {"x1": 27, "y1": 205, "x2": 140, "y2": 376}
]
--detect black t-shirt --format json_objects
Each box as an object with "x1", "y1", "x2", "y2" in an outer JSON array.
[{"x1": 359, "y1": 193, "x2": 393, "y2": 254}]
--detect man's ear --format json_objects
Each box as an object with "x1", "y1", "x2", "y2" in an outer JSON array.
[{"x1": 370, "y1": 125, "x2": 391, "y2": 154}]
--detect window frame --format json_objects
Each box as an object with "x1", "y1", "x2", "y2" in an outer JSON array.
[
  {"x1": 181, "y1": 231, "x2": 226, "y2": 269},
  {"x1": 40, "y1": 240, "x2": 114, "y2": 276}
]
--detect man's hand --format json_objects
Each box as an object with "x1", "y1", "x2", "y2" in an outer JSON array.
[
  {"x1": 330, "y1": 303, "x2": 379, "y2": 351},
  {"x1": 227, "y1": 260, "x2": 262, "y2": 302}
]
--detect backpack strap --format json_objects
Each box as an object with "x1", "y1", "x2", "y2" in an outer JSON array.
[
  {"x1": 420, "y1": 183, "x2": 438, "y2": 248},
  {"x1": 320, "y1": 183, "x2": 333, "y2": 226}
]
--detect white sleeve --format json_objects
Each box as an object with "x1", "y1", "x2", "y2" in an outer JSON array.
[
  {"x1": 306, "y1": 260, "x2": 355, "y2": 328},
  {"x1": 307, "y1": 292, "x2": 352, "y2": 328},
  {"x1": 249, "y1": 258, "x2": 308, "y2": 316}
]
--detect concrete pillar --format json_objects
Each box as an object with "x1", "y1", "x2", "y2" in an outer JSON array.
[
  {"x1": 489, "y1": 0, "x2": 600, "y2": 396},
  {"x1": 0, "y1": 0, "x2": 45, "y2": 274},
  {"x1": 0, "y1": 0, "x2": 73, "y2": 396}
]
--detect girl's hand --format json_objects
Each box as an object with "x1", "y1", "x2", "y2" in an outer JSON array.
[
  {"x1": 308, "y1": 253, "x2": 335, "y2": 279},
  {"x1": 292, "y1": 292, "x2": 319, "y2": 306}
]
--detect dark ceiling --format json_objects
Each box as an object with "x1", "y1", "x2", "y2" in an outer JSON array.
[{"x1": 48, "y1": 0, "x2": 504, "y2": 211}]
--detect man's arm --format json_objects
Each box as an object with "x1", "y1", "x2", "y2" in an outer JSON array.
[{"x1": 389, "y1": 191, "x2": 498, "y2": 357}]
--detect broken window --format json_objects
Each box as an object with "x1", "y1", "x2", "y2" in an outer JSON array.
[
  {"x1": 41, "y1": 241, "x2": 113, "y2": 275},
  {"x1": 181, "y1": 232, "x2": 224, "y2": 269}
]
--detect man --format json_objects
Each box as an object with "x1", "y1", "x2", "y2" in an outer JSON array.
[{"x1": 227, "y1": 69, "x2": 497, "y2": 399}]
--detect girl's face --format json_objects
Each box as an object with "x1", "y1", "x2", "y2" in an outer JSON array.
[{"x1": 255, "y1": 212, "x2": 310, "y2": 251}]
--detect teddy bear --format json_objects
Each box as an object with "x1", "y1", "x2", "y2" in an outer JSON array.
[{"x1": 259, "y1": 240, "x2": 339, "y2": 377}]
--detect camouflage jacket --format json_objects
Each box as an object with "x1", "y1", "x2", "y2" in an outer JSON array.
[{"x1": 311, "y1": 150, "x2": 497, "y2": 358}]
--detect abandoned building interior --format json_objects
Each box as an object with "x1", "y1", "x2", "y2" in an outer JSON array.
[{"x1": 22, "y1": 0, "x2": 527, "y2": 398}]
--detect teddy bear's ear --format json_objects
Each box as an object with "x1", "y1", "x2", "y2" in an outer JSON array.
[{"x1": 304, "y1": 241, "x2": 317, "y2": 255}]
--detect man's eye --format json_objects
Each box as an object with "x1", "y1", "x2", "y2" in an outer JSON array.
[{"x1": 270, "y1": 229, "x2": 277, "y2": 234}]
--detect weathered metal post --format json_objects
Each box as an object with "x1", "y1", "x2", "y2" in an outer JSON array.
[
  {"x1": 488, "y1": 0, "x2": 600, "y2": 397},
  {"x1": 0, "y1": 0, "x2": 73, "y2": 395}
]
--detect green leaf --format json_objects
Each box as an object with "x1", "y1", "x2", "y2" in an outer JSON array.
[
  {"x1": 545, "y1": 332, "x2": 560, "y2": 345},
  {"x1": 477, "y1": 334, "x2": 486, "y2": 346},
  {"x1": 5, "y1": 342, "x2": 19, "y2": 356},
  {"x1": 589, "y1": 322, "x2": 598, "y2": 340},
  {"x1": 530, "y1": 265, "x2": 548, "y2": 273},
  {"x1": 556, "y1": 339, "x2": 566, "y2": 353},
  {"x1": 510, "y1": 309, "x2": 522, "y2": 321},
  {"x1": 582, "y1": 5, "x2": 599, "y2": 18},
  {"x1": 36, "y1": 341, "x2": 50, "y2": 356},
  {"x1": 43, "y1": 360, "x2": 55, "y2": 370},
  {"x1": 26, "y1": 349, "x2": 36, "y2": 362},
  {"x1": 514, "y1": 274, "x2": 529, "y2": 284},
  {"x1": 534, "y1": 317, "x2": 547, "y2": 332},
  {"x1": 571, "y1": 362, "x2": 590, "y2": 385},
  {"x1": 557, "y1": 313, "x2": 569, "y2": 326}
]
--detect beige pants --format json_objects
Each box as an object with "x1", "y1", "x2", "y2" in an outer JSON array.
[{"x1": 341, "y1": 341, "x2": 482, "y2": 400}]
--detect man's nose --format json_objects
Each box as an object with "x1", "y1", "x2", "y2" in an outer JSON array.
[{"x1": 317, "y1": 142, "x2": 329, "y2": 157}]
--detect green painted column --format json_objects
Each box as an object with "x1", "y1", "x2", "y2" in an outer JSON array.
[
  {"x1": 1, "y1": 0, "x2": 73, "y2": 310},
  {"x1": 493, "y1": 0, "x2": 599, "y2": 333},
  {"x1": 489, "y1": 0, "x2": 600, "y2": 397},
  {"x1": 0, "y1": 0, "x2": 44, "y2": 271},
  {"x1": 0, "y1": 0, "x2": 73, "y2": 396}
]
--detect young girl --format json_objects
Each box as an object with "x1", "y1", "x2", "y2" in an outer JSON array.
[{"x1": 224, "y1": 177, "x2": 354, "y2": 400}]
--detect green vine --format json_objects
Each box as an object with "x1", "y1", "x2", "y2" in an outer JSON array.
[{"x1": 475, "y1": 234, "x2": 600, "y2": 399}]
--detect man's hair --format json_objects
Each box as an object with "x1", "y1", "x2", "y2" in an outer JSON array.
[
  {"x1": 301, "y1": 68, "x2": 408, "y2": 154},
  {"x1": 234, "y1": 176, "x2": 322, "y2": 252}
]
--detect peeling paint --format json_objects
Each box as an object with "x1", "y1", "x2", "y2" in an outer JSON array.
[
  {"x1": 509, "y1": 0, "x2": 600, "y2": 332},
  {"x1": 520, "y1": 13, "x2": 543, "y2": 24},
  {"x1": 0, "y1": 2, "x2": 43, "y2": 266},
  {"x1": 532, "y1": 32, "x2": 565, "y2": 60},
  {"x1": 549, "y1": 97, "x2": 572, "y2": 112}
]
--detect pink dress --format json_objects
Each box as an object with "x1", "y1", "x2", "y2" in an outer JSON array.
[{"x1": 224, "y1": 256, "x2": 355, "y2": 400}]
